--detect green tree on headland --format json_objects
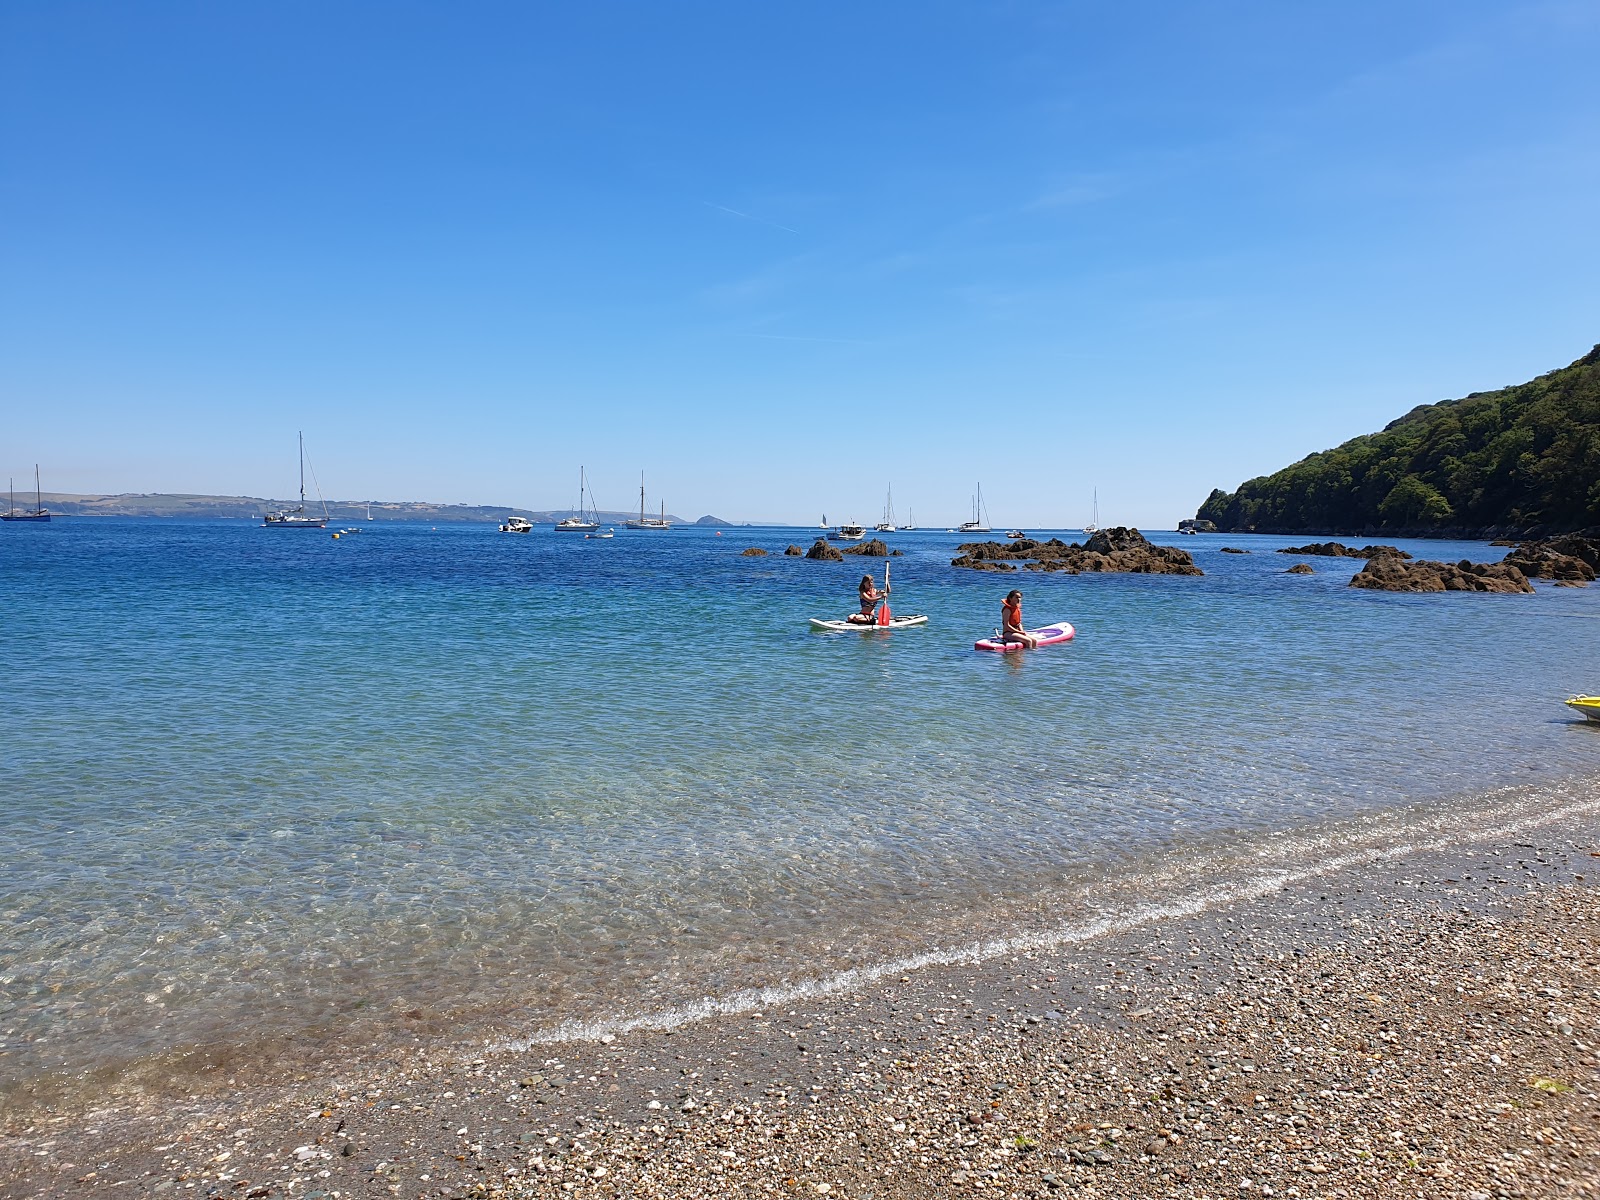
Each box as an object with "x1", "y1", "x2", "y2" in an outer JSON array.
[{"x1": 1197, "y1": 344, "x2": 1600, "y2": 535}]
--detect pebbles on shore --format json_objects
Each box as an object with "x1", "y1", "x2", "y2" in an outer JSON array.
[{"x1": 4, "y1": 824, "x2": 1597, "y2": 1200}]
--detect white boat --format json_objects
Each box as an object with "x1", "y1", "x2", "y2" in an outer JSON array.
[
  {"x1": 263, "y1": 433, "x2": 329, "y2": 528},
  {"x1": 1005, "y1": 529, "x2": 1026, "y2": 540},
  {"x1": 902, "y1": 509, "x2": 916, "y2": 531},
  {"x1": 1, "y1": 466, "x2": 50, "y2": 523},
  {"x1": 624, "y1": 472, "x2": 671, "y2": 529},
  {"x1": 828, "y1": 522, "x2": 866, "y2": 542},
  {"x1": 1083, "y1": 489, "x2": 1101, "y2": 535},
  {"x1": 557, "y1": 475, "x2": 599, "y2": 532},
  {"x1": 366, "y1": 504, "x2": 373, "y2": 522},
  {"x1": 875, "y1": 484, "x2": 896, "y2": 533},
  {"x1": 586, "y1": 528, "x2": 615, "y2": 539},
  {"x1": 500, "y1": 515, "x2": 533, "y2": 533},
  {"x1": 957, "y1": 484, "x2": 991, "y2": 534}
]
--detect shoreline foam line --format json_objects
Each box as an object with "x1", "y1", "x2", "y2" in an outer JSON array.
[{"x1": 494, "y1": 784, "x2": 1600, "y2": 1053}]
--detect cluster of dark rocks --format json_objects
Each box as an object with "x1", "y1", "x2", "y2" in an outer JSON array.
[
  {"x1": 1501, "y1": 534, "x2": 1598, "y2": 584},
  {"x1": 952, "y1": 528, "x2": 1203, "y2": 575},
  {"x1": 1279, "y1": 542, "x2": 1412, "y2": 560},
  {"x1": 1349, "y1": 556, "x2": 1535, "y2": 593}
]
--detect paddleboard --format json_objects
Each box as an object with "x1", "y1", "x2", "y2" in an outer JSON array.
[
  {"x1": 974, "y1": 620, "x2": 1075, "y2": 652},
  {"x1": 809, "y1": 614, "x2": 929, "y2": 632}
]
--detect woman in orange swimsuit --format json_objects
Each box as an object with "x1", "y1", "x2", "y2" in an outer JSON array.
[{"x1": 1001, "y1": 589, "x2": 1038, "y2": 648}]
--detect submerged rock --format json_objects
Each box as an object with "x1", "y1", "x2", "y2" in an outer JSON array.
[
  {"x1": 1219, "y1": 547, "x2": 1249, "y2": 554},
  {"x1": 784, "y1": 544, "x2": 804, "y2": 556},
  {"x1": 740, "y1": 547, "x2": 768, "y2": 556},
  {"x1": 805, "y1": 538, "x2": 844, "y2": 562},
  {"x1": 1348, "y1": 557, "x2": 1534, "y2": 593},
  {"x1": 1287, "y1": 563, "x2": 1314, "y2": 574},
  {"x1": 952, "y1": 527, "x2": 1202, "y2": 576}
]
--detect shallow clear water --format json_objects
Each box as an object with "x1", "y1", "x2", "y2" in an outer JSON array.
[{"x1": 2, "y1": 521, "x2": 1597, "y2": 1097}]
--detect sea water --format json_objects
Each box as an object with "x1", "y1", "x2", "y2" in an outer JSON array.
[{"x1": 2, "y1": 521, "x2": 1597, "y2": 1101}]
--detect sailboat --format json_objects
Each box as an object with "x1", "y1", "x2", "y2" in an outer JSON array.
[
  {"x1": 901, "y1": 509, "x2": 916, "y2": 531},
  {"x1": 2, "y1": 466, "x2": 51, "y2": 522},
  {"x1": 957, "y1": 484, "x2": 991, "y2": 534},
  {"x1": 623, "y1": 472, "x2": 671, "y2": 529},
  {"x1": 262, "y1": 433, "x2": 329, "y2": 528},
  {"x1": 366, "y1": 504, "x2": 373, "y2": 522},
  {"x1": 874, "y1": 484, "x2": 896, "y2": 533},
  {"x1": 1083, "y1": 489, "x2": 1101, "y2": 535},
  {"x1": 554, "y1": 467, "x2": 602, "y2": 532}
]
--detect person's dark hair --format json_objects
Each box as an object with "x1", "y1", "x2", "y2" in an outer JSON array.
[
  {"x1": 861, "y1": 575, "x2": 875, "y2": 589},
  {"x1": 1005, "y1": 589, "x2": 1022, "y2": 602}
]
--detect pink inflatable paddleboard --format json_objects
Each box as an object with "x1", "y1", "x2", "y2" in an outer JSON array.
[{"x1": 974, "y1": 620, "x2": 1075, "y2": 653}]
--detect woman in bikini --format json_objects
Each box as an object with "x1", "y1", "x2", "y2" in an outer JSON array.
[{"x1": 848, "y1": 573, "x2": 888, "y2": 623}]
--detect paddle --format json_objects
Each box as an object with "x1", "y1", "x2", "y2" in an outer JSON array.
[{"x1": 877, "y1": 559, "x2": 892, "y2": 625}]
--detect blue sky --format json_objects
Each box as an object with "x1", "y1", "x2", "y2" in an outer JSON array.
[{"x1": 3, "y1": 1, "x2": 1597, "y2": 527}]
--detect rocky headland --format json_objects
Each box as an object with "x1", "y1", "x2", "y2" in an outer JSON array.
[
  {"x1": 1502, "y1": 535, "x2": 1599, "y2": 584},
  {"x1": 952, "y1": 528, "x2": 1203, "y2": 575}
]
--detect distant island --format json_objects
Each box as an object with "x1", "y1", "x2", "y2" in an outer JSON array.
[
  {"x1": 21, "y1": 493, "x2": 706, "y2": 525},
  {"x1": 1197, "y1": 343, "x2": 1600, "y2": 538}
]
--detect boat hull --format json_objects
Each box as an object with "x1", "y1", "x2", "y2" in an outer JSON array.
[
  {"x1": 262, "y1": 517, "x2": 326, "y2": 528},
  {"x1": 1, "y1": 513, "x2": 50, "y2": 522},
  {"x1": 1565, "y1": 696, "x2": 1600, "y2": 723}
]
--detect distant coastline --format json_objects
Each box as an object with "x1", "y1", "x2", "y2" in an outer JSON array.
[{"x1": 18, "y1": 492, "x2": 728, "y2": 525}]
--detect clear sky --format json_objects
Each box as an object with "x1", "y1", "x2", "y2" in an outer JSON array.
[{"x1": 3, "y1": 1, "x2": 1598, "y2": 527}]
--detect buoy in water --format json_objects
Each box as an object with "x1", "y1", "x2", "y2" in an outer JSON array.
[{"x1": 332, "y1": 532, "x2": 340, "y2": 539}]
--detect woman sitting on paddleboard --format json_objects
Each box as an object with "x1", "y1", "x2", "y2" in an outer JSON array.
[
  {"x1": 1001, "y1": 589, "x2": 1038, "y2": 648},
  {"x1": 848, "y1": 573, "x2": 888, "y2": 624}
]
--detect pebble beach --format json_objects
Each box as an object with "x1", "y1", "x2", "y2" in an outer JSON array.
[{"x1": 4, "y1": 792, "x2": 1596, "y2": 1200}]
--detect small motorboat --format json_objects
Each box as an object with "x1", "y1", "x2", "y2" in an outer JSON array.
[
  {"x1": 1564, "y1": 696, "x2": 1600, "y2": 723},
  {"x1": 1005, "y1": 529, "x2": 1026, "y2": 540},
  {"x1": 500, "y1": 516, "x2": 533, "y2": 533}
]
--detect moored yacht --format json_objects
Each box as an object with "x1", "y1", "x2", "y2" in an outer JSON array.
[
  {"x1": 262, "y1": 433, "x2": 329, "y2": 528},
  {"x1": 957, "y1": 483, "x2": 991, "y2": 534},
  {"x1": 554, "y1": 467, "x2": 601, "y2": 532},
  {"x1": 1, "y1": 466, "x2": 50, "y2": 522}
]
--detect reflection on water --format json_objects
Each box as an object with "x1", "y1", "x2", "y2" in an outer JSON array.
[{"x1": 2, "y1": 522, "x2": 1598, "y2": 1099}]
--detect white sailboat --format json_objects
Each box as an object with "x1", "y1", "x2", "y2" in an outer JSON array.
[
  {"x1": 624, "y1": 472, "x2": 671, "y2": 529},
  {"x1": 1083, "y1": 489, "x2": 1101, "y2": 535},
  {"x1": 901, "y1": 509, "x2": 916, "y2": 531},
  {"x1": 555, "y1": 467, "x2": 602, "y2": 532},
  {"x1": 262, "y1": 433, "x2": 329, "y2": 528},
  {"x1": 957, "y1": 484, "x2": 991, "y2": 534},
  {"x1": 874, "y1": 484, "x2": 896, "y2": 533}
]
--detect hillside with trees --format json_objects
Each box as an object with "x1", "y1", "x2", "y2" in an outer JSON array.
[{"x1": 1196, "y1": 344, "x2": 1600, "y2": 537}]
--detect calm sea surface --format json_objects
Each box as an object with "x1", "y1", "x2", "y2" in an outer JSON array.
[{"x1": 3, "y1": 521, "x2": 1597, "y2": 1100}]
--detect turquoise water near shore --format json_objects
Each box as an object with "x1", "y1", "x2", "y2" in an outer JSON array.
[{"x1": 3, "y1": 521, "x2": 1598, "y2": 1098}]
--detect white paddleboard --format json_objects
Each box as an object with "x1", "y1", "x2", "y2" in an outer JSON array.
[{"x1": 809, "y1": 614, "x2": 929, "y2": 632}]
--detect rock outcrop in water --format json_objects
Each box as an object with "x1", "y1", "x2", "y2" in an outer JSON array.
[
  {"x1": 784, "y1": 544, "x2": 804, "y2": 556},
  {"x1": 1220, "y1": 547, "x2": 1250, "y2": 554},
  {"x1": 1348, "y1": 557, "x2": 1534, "y2": 593},
  {"x1": 1279, "y1": 542, "x2": 1411, "y2": 560},
  {"x1": 1286, "y1": 563, "x2": 1314, "y2": 574},
  {"x1": 842, "y1": 538, "x2": 890, "y2": 557},
  {"x1": 740, "y1": 547, "x2": 767, "y2": 556},
  {"x1": 1501, "y1": 534, "x2": 1598, "y2": 583},
  {"x1": 952, "y1": 527, "x2": 1202, "y2": 575},
  {"x1": 805, "y1": 538, "x2": 843, "y2": 562}
]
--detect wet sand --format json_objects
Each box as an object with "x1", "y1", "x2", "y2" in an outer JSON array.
[{"x1": 3, "y1": 800, "x2": 1597, "y2": 1200}]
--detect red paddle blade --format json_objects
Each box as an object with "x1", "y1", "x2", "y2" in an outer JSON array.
[{"x1": 877, "y1": 604, "x2": 891, "y2": 625}]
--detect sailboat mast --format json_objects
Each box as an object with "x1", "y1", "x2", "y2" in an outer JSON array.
[
  {"x1": 35, "y1": 464, "x2": 42, "y2": 512},
  {"x1": 298, "y1": 431, "x2": 306, "y2": 508},
  {"x1": 639, "y1": 472, "x2": 646, "y2": 523}
]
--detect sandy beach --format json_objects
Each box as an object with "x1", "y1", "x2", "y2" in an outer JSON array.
[{"x1": 3, "y1": 790, "x2": 1597, "y2": 1200}]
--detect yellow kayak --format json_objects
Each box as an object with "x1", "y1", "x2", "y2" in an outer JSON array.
[{"x1": 1565, "y1": 696, "x2": 1600, "y2": 722}]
